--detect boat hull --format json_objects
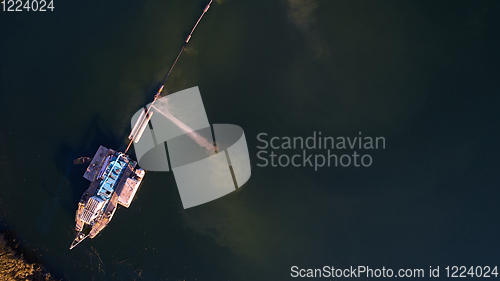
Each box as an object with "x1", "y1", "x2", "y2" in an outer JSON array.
[{"x1": 70, "y1": 146, "x2": 145, "y2": 249}]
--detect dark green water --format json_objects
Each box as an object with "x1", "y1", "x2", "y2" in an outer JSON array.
[{"x1": 1, "y1": 0, "x2": 500, "y2": 280}]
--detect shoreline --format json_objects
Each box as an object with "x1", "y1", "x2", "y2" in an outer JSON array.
[{"x1": 0, "y1": 231, "x2": 56, "y2": 281}]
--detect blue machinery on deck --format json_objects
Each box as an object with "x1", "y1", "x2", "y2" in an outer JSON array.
[{"x1": 71, "y1": 1, "x2": 213, "y2": 249}]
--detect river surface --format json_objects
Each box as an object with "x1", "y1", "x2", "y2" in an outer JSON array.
[{"x1": 1, "y1": 0, "x2": 500, "y2": 280}]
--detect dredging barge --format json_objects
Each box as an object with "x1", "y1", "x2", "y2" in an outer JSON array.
[
  {"x1": 70, "y1": 0, "x2": 212, "y2": 249},
  {"x1": 70, "y1": 146, "x2": 145, "y2": 249}
]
